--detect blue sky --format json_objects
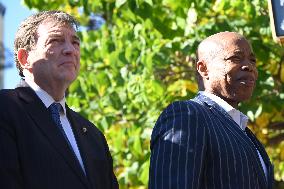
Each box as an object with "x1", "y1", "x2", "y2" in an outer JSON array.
[{"x1": 1, "y1": 0, "x2": 33, "y2": 89}]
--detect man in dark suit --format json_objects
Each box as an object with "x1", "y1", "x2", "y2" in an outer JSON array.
[
  {"x1": 149, "y1": 32, "x2": 274, "y2": 189},
  {"x1": 0, "y1": 10, "x2": 118, "y2": 189}
]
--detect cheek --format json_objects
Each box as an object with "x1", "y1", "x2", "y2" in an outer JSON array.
[
  {"x1": 209, "y1": 66, "x2": 226, "y2": 81},
  {"x1": 32, "y1": 61, "x2": 51, "y2": 80},
  {"x1": 46, "y1": 48, "x2": 56, "y2": 57},
  {"x1": 76, "y1": 54, "x2": 80, "y2": 70},
  {"x1": 27, "y1": 50, "x2": 42, "y2": 64},
  {"x1": 208, "y1": 62, "x2": 226, "y2": 80},
  {"x1": 223, "y1": 64, "x2": 238, "y2": 83},
  {"x1": 254, "y1": 68, "x2": 258, "y2": 79}
]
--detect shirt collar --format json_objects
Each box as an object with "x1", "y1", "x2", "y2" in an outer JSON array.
[
  {"x1": 200, "y1": 91, "x2": 248, "y2": 130},
  {"x1": 24, "y1": 77, "x2": 66, "y2": 115}
]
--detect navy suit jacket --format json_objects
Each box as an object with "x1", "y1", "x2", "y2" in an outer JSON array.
[
  {"x1": 149, "y1": 93, "x2": 274, "y2": 189},
  {"x1": 0, "y1": 87, "x2": 118, "y2": 189}
]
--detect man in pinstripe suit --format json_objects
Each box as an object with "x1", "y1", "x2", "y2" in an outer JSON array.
[{"x1": 149, "y1": 32, "x2": 274, "y2": 189}]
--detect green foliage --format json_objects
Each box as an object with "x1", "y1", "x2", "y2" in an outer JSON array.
[{"x1": 23, "y1": 0, "x2": 284, "y2": 188}]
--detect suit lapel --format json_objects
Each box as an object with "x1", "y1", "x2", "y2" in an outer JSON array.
[
  {"x1": 195, "y1": 93, "x2": 269, "y2": 188},
  {"x1": 246, "y1": 129, "x2": 274, "y2": 189},
  {"x1": 67, "y1": 108, "x2": 106, "y2": 189},
  {"x1": 194, "y1": 93, "x2": 250, "y2": 145},
  {"x1": 16, "y1": 87, "x2": 89, "y2": 188}
]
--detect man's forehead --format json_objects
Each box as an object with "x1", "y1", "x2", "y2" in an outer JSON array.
[
  {"x1": 202, "y1": 32, "x2": 249, "y2": 48},
  {"x1": 198, "y1": 32, "x2": 249, "y2": 51},
  {"x1": 198, "y1": 40, "x2": 223, "y2": 59},
  {"x1": 37, "y1": 21, "x2": 77, "y2": 37},
  {"x1": 206, "y1": 31, "x2": 244, "y2": 41}
]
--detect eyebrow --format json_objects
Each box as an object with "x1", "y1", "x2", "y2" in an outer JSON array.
[
  {"x1": 73, "y1": 35, "x2": 80, "y2": 41},
  {"x1": 48, "y1": 33, "x2": 80, "y2": 41},
  {"x1": 228, "y1": 50, "x2": 255, "y2": 56},
  {"x1": 250, "y1": 52, "x2": 256, "y2": 58},
  {"x1": 232, "y1": 50, "x2": 244, "y2": 54}
]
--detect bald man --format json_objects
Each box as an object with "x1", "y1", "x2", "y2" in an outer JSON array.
[{"x1": 149, "y1": 32, "x2": 274, "y2": 189}]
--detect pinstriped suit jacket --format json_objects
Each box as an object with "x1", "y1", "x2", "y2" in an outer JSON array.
[{"x1": 149, "y1": 93, "x2": 274, "y2": 189}]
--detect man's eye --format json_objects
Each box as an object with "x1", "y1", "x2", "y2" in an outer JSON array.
[
  {"x1": 73, "y1": 40, "x2": 80, "y2": 46},
  {"x1": 231, "y1": 56, "x2": 242, "y2": 61},
  {"x1": 250, "y1": 58, "x2": 256, "y2": 64},
  {"x1": 49, "y1": 38, "x2": 62, "y2": 44},
  {"x1": 225, "y1": 56, "x2": 242, "y2": 62},
  {"x1": 49, "y1": 39, "x2": 58, "y2": 44}
]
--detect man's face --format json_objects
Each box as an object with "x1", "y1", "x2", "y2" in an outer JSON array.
[
  {"x1": 26, "y1": 20, "x2": 80, "y2": 88},
  {"x1": 206, "y1": 36, "x2": 258, "y2": 105}
]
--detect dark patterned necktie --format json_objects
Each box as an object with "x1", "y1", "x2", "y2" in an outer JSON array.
[
  {"x1": 49, "y1": 103, "x2": 63, "y2": 129},
  {"x1": 48, "y1": 103, "x2": 73, "y2": 149},
  {"x1": 48, "y1": 103, "x2": 86, "y2": 174}
]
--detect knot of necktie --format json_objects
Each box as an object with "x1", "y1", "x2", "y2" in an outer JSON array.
[{"x1": 48, "y1": 103, "x2": 62, "y2": 127}]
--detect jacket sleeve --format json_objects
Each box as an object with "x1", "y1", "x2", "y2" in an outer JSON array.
[
  {"x1": 149, "y1": 101, "x2": 207, "y2": 189},
  {"x1": 0, "y1": 105, "x2": 24, "y2": 189},
  {"x1": 100, "y1": 132, "x2": 119, "y2": 189}
]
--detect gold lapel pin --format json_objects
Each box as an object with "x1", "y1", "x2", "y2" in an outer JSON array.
[{"x1": 82, "y1": 127, "x2": 87, "y2": 133}]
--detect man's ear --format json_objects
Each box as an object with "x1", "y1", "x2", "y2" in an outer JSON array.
[
  {"x1": 17, "y1": 48, "x2": 31, "y2": 69},
  {"x1": 196, "y1": 59, "x2": 209, "y2": 79}
]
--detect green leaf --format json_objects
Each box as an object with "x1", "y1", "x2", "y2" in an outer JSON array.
[
  {"x1": 247, "y1": 110, "x2": 254, "y2": 122},
  {"x1": 144, "y1": 0, "x2": 153, "y2": 6},
  {"x1": 255, "y1": 104, "x2": 263, "y2": 118},
  {"x1": 138, "y1": 159, "x2": 150, "y2": 185},
  {"x1": 115, "y1": 0, "x2": 127, "y2": 8},
  {"x1": 93, "y1": 72, "x2": 111, "y2": 96}
]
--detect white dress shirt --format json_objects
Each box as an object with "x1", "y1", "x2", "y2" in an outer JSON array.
[
  {"x1": 24, "y1": 77, "x2": 86, "y2": 173},
  {"x1": 200, "y1": 91, "x2": 267, "y2": 180}
]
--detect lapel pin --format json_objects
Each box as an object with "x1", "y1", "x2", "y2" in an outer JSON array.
[{"x1": 82, "y1": 127, "x2": 87, "y2": 133}]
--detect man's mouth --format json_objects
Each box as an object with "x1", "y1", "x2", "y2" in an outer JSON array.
[
  {"x1": 238, "y1": 76, "x2": 256, "y2": 87},
  {"x1": 60, "y1": 61, "x2": 76, "y2": 67}
]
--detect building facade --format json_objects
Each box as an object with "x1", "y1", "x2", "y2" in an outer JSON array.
[{"x1": 0, "y1": 3, "x2": 5, "y2": 89}]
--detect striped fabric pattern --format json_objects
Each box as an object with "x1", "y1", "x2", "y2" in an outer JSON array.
[{"x1": 149, "y1": 93, "x2": 274, "y2": 189}]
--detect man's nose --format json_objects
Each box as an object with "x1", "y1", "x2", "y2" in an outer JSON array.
[
  {"x1": 62, "y1": 42, "x2": 78, "y2": 55},
  {"x1": 241, "y1": 59, "x2": 258, "y2": 78},
  {"x1": 241, "y1": 60, "x2": 256, "y2": 72}
]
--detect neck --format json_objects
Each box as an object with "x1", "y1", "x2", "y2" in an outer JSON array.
[
  {"x1": 25, "y1": 74, "x2": 67, "y2": 101},
  {"x1": 36, "y1": 79, "x2": 68, "y2": 101},
  {"x1": 40, "y1": 85, "x2": 66, "y2": 101},
  {"x1": 224, "y1": 99, "x2": 238, "y2": 109},
  {"x1": 204, "y1": 89, "x2": 239, "y2": 109}
]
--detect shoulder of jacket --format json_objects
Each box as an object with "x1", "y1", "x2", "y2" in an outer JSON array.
[
  {"x1": 0, "y1": 89, "x2": 18, "y2": 102},
  {"x1": 168, "y1": 99, "x2": 205, "y2": 111}
]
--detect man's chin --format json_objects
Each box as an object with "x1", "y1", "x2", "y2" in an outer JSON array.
[
  {"x1": 237, "y1": 93, "x2": 254, "y2": 102},
  {"x1": 57, "y1": 74, "x2": 78, "y2": 86}
]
